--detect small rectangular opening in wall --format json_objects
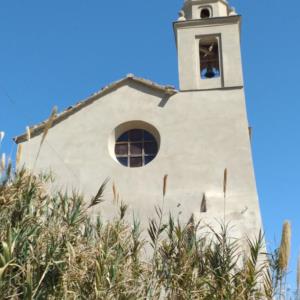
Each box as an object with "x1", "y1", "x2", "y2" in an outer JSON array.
[
  {"x1": 200, "y1": 193, "x2": 207, "y2": 213},
  {"x1": 248, "y1": 126, "x2": 252, "y2": 141},
  {"x1": 199, "y1": 37, "x2": 220, "y2": 80}
]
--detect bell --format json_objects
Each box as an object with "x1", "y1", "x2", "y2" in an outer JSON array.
[{"x1": 204, "y1": 65, "x2": 215, "y2": 78}]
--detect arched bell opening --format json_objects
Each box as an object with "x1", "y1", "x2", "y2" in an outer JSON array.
[{"x1": 200, "y1": 8, "x2": 211, "y2": 19}]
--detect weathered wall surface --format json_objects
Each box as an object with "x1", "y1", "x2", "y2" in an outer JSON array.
[{"x1": 19, "y1": 80, "x2": 262, "y2": 239}]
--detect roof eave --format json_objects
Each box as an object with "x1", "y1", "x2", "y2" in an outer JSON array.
[{"x1": 14, "y1": 75, "x2": 177, "y2": 144}]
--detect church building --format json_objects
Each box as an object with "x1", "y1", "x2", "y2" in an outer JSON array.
[{"x1": 15, "y1": 0, "x2": 263, "y2": 238}]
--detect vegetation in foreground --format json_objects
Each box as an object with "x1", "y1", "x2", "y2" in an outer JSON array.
[{"x1": 0, "y1": 166, "x2": 295, "y2": 300}]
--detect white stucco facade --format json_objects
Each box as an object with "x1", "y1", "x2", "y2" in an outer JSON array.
[{"x1": 15, "y1": 0, "x2": 263, "y2": 240}]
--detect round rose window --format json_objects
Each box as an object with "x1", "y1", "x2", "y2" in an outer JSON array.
[{"x1": 115, "y1": 129, "x2": 158, "y2": 168}]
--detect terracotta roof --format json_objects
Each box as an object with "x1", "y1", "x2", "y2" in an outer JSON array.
[{"x1": 14, "y1": 74, "x2": 177, "y2": 144}]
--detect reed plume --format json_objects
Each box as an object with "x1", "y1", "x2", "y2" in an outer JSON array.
[
  {"x1": 163, "y1": 174, "x2": 168, "y2": 197},
  {"x1": 223, "y1": 168, "x2": 228, "y2": 223},
  {"x1": 40, "y1": 106, "x2": 58, "y2": 147},
  {"x1": 1, "y1": 153, "x2": 6, "y2": 171},
  {"x1": 89, "y1": 177, "x2": 110, "y2": 208},
  {"x1": 278, "y1": 221, "x2": 291, "y2": 272},
  {"x1": 16, "y1": 144, "x2": 23, "y2": 167},
  {"x1": 33, "y1": 106, "x2": 58, "y2": 169},
  {"x1": 0, "y1": 131, "x2": 4, "y2": 144},
  {"x1": 223, "y1": 168, "x2": 228, "y2": 197},
  {"x1": 26, "y1": 126, "x2": 31, "y2": 141},
  {"x1": 112, "y1": 181, "x2": 118, "y2": 204}
]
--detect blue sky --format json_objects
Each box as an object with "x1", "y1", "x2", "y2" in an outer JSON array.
[{"x1": 1, "y1": 0, "x2": 299, "y2": 290}]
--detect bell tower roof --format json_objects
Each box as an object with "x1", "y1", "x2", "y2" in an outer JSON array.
[{"x1": 180, "y1": 0, "x2": 237, "y2": 21}]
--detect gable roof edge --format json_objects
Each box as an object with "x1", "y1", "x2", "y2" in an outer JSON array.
[{"x1": 14, "y1": 74, "x2": 177, "y2": 144}]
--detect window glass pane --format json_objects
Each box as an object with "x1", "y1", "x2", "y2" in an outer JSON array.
[
  {"x1": 145, "y1": 156, "x2": 155, "y2": 164},
  {"x1": 144, "y1": 131, "x2": 155, "y2": 141},
  {"x1": 130, "y1": 143, "x2": 143, "y2": 155},
  {"x1": 117, "y1": 157, "x2": 128, "y2": 166},
  {"x1": 115, "y1": 129, "x2": 158, "y2": 168},
  {"x1": 115, "y1": 143, "x2": 128, "y2": 155},
  {"x1": 144, "y1": 142, "x2": 158, "y2": 155},
  {"x1": 130, "y1": 157, "x2": 143, "y2": 168},
  {"x1": 129, "y1": 129, "x2": 143, "y2": 141},
  {"x1": 117, "y1": 132, "x2": 129, "y2": 142}
]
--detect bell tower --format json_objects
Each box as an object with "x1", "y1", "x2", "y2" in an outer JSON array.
[
  {"x1": 172, "y1": 0, "x2": 263, "y2": 240},
  {"x1": 174, "y1": 0, "x2": 242, "y2": 91}
]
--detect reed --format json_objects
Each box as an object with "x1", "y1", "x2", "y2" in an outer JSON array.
[
  {"x1": 276, "y1": 220, "x2": 291, "y2": 299},
  {"x1": 223, "y1": 168, "x2": 228, "y2": 197},
  {"x1": 88, "y1": 177, "x2": 110, "y2": 208},
  {"x1": 0, "y1": 131, "x2": 4, "y2": 144},
  {"x1": 1, "y1": 153, "x2": 6, "y2": 171},
  {"x1": 33, "y1": 106, "x2": 58, "y2": 170},
  {"x1": 26, "y1": 126, "x2": 31, "y2": 141},
  {"x1": 0, "y1": 169, "x2": 293, "y2": 299},
  {"x1": 40, "y1": 106, "x2": 58, "y2": 147},
  {"x1": 223, "y1": 168, "x2": 228, "y2": 223},
  {"x1": 278, "y1": 221, "x2": 291, "y2": 272},
  {"x1": 16, "y1": 144, "x2": 23, "y2": 167},
  {"x1": 112, "y1": 181, "x2": 118, "y2": 204},
  {"x1": 163, "y1": 174, "x2": 168, "y2": 198}
]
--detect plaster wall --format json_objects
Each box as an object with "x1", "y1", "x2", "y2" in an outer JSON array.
[{"x1": 19, "y1": 81, "x2": 262, "y2": 240}]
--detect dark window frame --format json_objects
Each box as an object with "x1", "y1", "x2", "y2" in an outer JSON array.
[{"x1": 115, "y1": 129, "x2": 158, "y2": 168}]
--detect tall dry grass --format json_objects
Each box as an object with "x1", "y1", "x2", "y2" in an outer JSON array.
[{"x1": 0, "y1": 165, "x2": 293, "y2": 299}]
